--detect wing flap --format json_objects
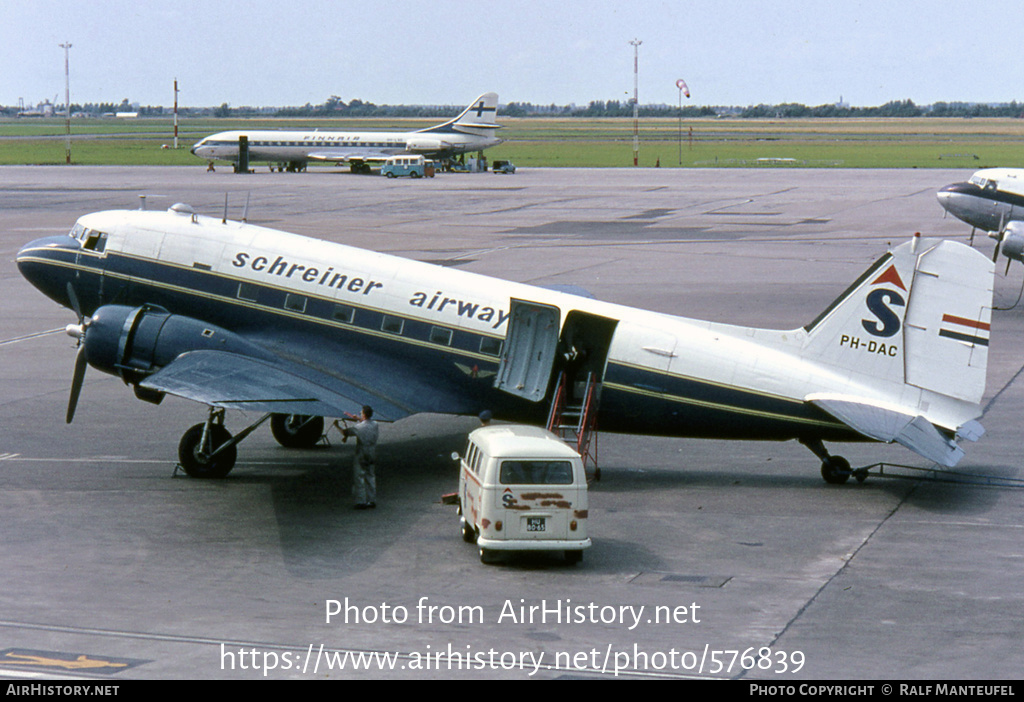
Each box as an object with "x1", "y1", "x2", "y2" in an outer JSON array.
[
  {"x1": 141, "y1": 350, "x2": 361, "y2": 417},
  {"x1": 806, "y1": 393, "x2": 980, "y2": 467}
]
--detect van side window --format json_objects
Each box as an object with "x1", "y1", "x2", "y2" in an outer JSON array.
[{"x1": 499, "y1": 460, "x2": 573, "y2": 485}]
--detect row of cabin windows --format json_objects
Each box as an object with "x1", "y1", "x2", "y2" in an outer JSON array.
[
  {"x1": 236, "y1": 282, "x2": 502, "y2": 357},
  {"x1": 211, "y1": 140, "x2": 400, "y2": 149}
]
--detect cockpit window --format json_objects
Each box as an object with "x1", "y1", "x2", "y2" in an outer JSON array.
[
  {"x1": 69, "y1": 221, "x2": 108, "y2": 252},
  {"x1": 970, "y1": 175, "x2": 997, "y2": 191}
]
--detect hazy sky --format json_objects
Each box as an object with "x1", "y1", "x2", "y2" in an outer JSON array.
[{"x1": 4, "y1": 0, "x2": 1022, "y2": 109}]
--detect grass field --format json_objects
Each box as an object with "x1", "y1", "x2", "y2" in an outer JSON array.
[{"x1": 3, "y1": 116, "x2": 1024, "y2": 168}]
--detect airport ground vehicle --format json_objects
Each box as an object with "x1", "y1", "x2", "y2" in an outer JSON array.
[
  {"x1": 381, "y1": 155, "x2": 434, "y2": 178},
  {"x1": 456, "y1": 425, "x2": 590, "y2": 564},
  {"x1": 493, "y1": 160, "x2": 516, "y2": 174}
]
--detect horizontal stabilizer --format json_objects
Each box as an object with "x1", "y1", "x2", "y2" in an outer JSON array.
[
  {"x1": 538, "y1": 284, "x2": 597, "y2": 299},
  {"x1": 807, "y1": 394, "x2": 977, "y2": 467}
]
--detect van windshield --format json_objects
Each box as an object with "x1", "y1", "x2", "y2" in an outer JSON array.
[{"x1": 500, "y1": 460, "x2": 573, "y2": 485}]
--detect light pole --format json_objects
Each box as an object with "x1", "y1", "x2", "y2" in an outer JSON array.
[
  {"x1": 174, "y1": 78, "x2": 180, "y2": 149},
  {"x1": 59, "y1": 42, "x2": 72, "y2": 164},
  {"x1": 629, "y1": 38, "x2": 641, "y2": 166}
]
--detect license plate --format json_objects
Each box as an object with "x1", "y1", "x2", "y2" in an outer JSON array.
[{"x1": 526, "y1": 516, "x2": 546, "y2": 532}]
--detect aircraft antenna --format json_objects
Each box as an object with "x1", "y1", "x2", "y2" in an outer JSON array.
[
  {"x1": 242, "y1": 192, "x2": 251, "y2": 223},
  {"x1": 222, "y1": 193, "x2": 229, "y2": 223}
]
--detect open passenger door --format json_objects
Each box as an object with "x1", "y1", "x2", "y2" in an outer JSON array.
[{"x1": 494, "y1": 299, "x2": 561, "y2": 402}]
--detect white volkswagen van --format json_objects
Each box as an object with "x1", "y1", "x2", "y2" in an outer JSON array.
[{"x1": 456, "y1": 425, "x2": 590, "y2": 564}]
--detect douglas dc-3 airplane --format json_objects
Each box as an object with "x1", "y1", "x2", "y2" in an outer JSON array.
[
  {"x1": 937, "y1": 167, "x2": 1024, "y2": 266},
  {"x1": 17, "y1": 205, "x2": 995, "y2": 483},
  {"x1": 190, "y1": 92, "x2": 502, "y2": 173}
]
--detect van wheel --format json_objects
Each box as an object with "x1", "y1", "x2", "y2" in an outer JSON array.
[
  {"x1": 461, "y1": 519, "x2": 477, "y2": 543},
  {"x1": 565, "y1": 550, "x2": 583, "y2": 565},
  {"x1": 479, "y1": 548, "x2": 498, "y2": 564}
]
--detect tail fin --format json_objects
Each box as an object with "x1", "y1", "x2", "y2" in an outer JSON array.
[
  {"x1": 419, "y1": 93, "x2": 499, "y2": 136},
  {"x1": 803, "y1": 235, "x2": 994, "y2": 404}
]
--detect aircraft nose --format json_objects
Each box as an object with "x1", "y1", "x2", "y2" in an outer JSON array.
[
  {"x1": 936, "y1": 182, "x2": 970, "y2": 211},
  {"x1": 17, "y1": 234, "x2": 73, "y2": 264},
  {"x1": 937, "y1": 181, "x2": 966, "y2": 208},
  {"x1": 16, "y1": 235, "x2": 81, "y2": 304}
]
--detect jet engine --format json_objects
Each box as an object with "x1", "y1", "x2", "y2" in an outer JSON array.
[{"x1": 404, "y1": 137, "x2": 450, "y2": 154}]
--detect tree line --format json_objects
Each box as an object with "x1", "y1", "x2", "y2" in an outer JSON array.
[
  {"x1": 203, "y1": 97, "x2": 1024, "y2": 119},
  {"x1": 5, "y1": 97, "x2": 1023, "y2": 119}
]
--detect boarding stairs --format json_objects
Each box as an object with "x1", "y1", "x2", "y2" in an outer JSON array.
[{"x1": 546, "y1": 371, "x2": 601, "y2": 481}]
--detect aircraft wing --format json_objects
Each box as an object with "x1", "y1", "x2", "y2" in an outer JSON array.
[
  {"x1": 306, "y1": 150, "x2": 395, "y2": 163},
  {"x1": 140, "y1": 349, "x2": 410, "y2": 419},
  {"x1": 806, "y1": 394, "x2": 983, "y2": 467}
]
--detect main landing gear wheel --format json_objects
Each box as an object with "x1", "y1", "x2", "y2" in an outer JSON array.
[
  {"x1": 178, "y1": 422, "x2": 237, "y2": 479},
  {"x1": 270, "y1": 414, "x2": 324, "y2": 449}
]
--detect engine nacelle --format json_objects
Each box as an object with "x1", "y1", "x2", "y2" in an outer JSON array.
[
  {"x1": 82, "y1": 304, "x2": 271, "y2": 387},
  {"x1": 404, "y1": 137, "x2": 449, "y2": 153},
  {"x1": 1000, "y1": 222, "x2": 1024, "y2": 263}
]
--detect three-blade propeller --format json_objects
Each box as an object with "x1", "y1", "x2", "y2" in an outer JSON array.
[{"x1": 64, "y1": 283, "x2": 91, "y2": 424}]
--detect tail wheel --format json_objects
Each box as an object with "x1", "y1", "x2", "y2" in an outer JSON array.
[
  {"x1": 821, "y1": 456, "x2": 851, "y2": 485},
  {"x1": 178, "y1": 423, "x2": 237, "y2": 479},
  {"x1": 270, "y1": 414, "x2": 324, "y2": 449}
]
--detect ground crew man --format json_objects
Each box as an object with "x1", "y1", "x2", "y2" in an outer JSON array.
[{"x1": 340, "y1": 406, "x2": 379, "y2": 509}]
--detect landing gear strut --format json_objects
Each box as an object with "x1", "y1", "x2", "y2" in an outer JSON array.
[
  {"x1": 176, "y1": 408, "x2": 271, "y2": 479},
  {"x1": 801, "y1": 438, "x2": 867, "y2": 485}
]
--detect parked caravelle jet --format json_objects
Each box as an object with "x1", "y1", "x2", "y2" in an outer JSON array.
[
  {"x1": 16, "y1": 206, "x2": 995, "y2": 483},
  {"x1": 190, "y1": 92, "x2": 502, "y2": 173}
]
